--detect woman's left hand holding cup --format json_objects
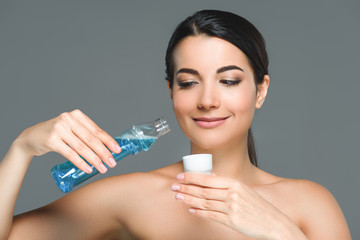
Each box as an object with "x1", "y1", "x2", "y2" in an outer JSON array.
[{"x1": 171, "y1": 173, "x2": 307, "y2": 239}]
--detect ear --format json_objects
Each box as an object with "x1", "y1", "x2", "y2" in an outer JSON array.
[
  {"x1": 256, "y1": 75, "x2": 270, "y2": 109},
  {"x1": 166, "y1": 81, "x2": 173, "y2": 100}
]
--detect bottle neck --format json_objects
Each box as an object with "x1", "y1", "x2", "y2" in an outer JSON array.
[{"x1": 153, "y1": 117, "x2": 170, "y2": 137}]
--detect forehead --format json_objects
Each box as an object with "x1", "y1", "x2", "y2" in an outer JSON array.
[{"x1": 172, "y1": 35, "x2": 252, "y2": 73}]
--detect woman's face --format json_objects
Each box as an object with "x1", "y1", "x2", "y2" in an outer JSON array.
[{"x1": 170, "y1": 35, "x2": 268, "y2": 150}]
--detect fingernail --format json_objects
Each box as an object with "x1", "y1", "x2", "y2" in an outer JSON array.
[
  {"x1": 176, "y1": 173, "x2": 184, "y2": 180},
  {"x1": 189, "y1": 208, "x2": 196, "y2": 214},
  {"x1": 99, "y1": 163, "x2": 108, "y2": 173},
  {"x1": 109, "y1": 157, "x2": 117, "y2": 168},
  {"x1": 85, "y1": 165, "x2": 93, "y2": 173},
  {"x1": 171, "y1": 184, "x2": 180, "y2": 191},
  {"x1": 176, "y1": 193, "x2": 185, "y2": 200},
  {"x1": 114, "y1": 144, "x2": 121, "y2": 153}
]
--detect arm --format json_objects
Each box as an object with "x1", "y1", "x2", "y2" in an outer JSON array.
[
  {"x1": 0, "y1": 109, "x2": 122, "y2": 240},
  {"x1": 9, "y1": 175, "x2": 132, "y2": 240},
  {"x1": 0, "y1": 142, "x2": 31, "y2": 240}
]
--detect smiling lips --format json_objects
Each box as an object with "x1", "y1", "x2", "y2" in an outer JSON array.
[{"x1": 193, "y1": 117, "x2": 229, "y2": 128}]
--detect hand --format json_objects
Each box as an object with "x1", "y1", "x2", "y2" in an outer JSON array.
[
  {"x1": 171, "y1": 172, "x2": 303, "y2": 239},
  {"x1": 14, "y1": 109, "x2": 121, "y2": 174}
]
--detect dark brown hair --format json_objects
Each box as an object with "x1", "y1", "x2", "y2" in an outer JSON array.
[{"x1": 165, "y1": 10, "x2": 269, "y2": 166}]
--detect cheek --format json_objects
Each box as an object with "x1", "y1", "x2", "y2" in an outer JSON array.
[
  {"x1": 224, "y1": 89, "x2": 257, "y2": 114},
  {"x1": 172, "y1": 92, "x2": 193, "y2": 118},
  {"x1": 171, "y1": 92, "x2": 196, "y2": 137}
]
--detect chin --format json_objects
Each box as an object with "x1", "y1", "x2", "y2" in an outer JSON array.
[{"x1": 188, "y1": 132, "x2": 232, "y2": 150}]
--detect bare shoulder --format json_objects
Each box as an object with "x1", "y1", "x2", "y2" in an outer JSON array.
[
  {"x1": 97, "y1": 169, "x2": 174, "y2": 208},
  {"x1": 103, "y1": 167, "x2": 174, "y2": 192},
  {"x1": 10, "y1": 171, "x2": 173, "y2": 240},
  {"x1": 255, "y1": 169, "x2": 342, "y2": 208},
  {"x1": 272, "y1": 178, "x2": 333, "y2": 197},
  {"x1": 84, "y1": 161, "x2": 179, "y2": 207},
  {"x1": 270, "y1": 178, "x2": 352, "y2": 239},
  {"x1": 91, "y1": 170, "x2": 171, "y2": 202},
  {"x1": 274, "y1": 178, "x2": 340, "y2": 209}
]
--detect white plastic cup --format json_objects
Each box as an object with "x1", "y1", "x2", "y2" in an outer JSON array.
[{"x1": 182, "y1": 154, "x2": 213, "y2": 175}]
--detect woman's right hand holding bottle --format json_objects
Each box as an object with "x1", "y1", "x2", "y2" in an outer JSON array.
[
  {"x1": 0, "y1": 109, "x2": 121, "y2": 240},
  {"x1": 13, "y1": 109, "x2": 121, "y2": 174}
]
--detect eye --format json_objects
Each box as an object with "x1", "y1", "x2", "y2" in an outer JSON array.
[
  {"x1": 177, "y1": 81, "x2": 198, "y2": 89},
  {"x1": 220, "y1": 79, "x2": 241, "y2": 87}
]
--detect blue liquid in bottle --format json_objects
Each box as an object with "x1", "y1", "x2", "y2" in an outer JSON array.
[{"x1": 51, "y1": 118, "x2": 169, "y2": 193}]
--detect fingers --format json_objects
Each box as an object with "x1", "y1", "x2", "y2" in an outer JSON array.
[
  {"x1": 60, "y1": 128, "x2": 108, "y2": 173},
  {"x1": 172, "y1": 172, "x2": 245, "y2": 224},
  {"x1": 188, "y1": 208, "x2": 228, "y2": 225},
  {"x1": 171, "y1": 173, "x2": 281, "y2": 237},
  {"x1": 171, "y1": 183, "x2": 227, "y2": 201},
  {"x1": 54, "y1": 140, "x2": 94, "y2": 173},
  {"x1": 176, "y1": 172, "x2": 234, "y2": 189},
  {"x1": 62, "y1": 114, "x2": 115, "y2": 170},
  {"x1": 70, "y1": 109, "x2": 121, "y2": 154},
  {"x1": 55, "y1": 110, "x2": 121, "y2": 173},
  {"x1": 173, "y1": 186, "x2": 231, "y2": 226},
  {"x1": 175, "y1": 192, "x2": 227, "y2": 213}
]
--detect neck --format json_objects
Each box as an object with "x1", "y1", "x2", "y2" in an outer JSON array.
[{"x1": 190, "y1": 137, "x2": 257, "y2": 183}]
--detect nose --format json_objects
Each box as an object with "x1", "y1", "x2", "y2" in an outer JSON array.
[{"x1": 197, "y1": 83, "x2": 220, "y2": 110}]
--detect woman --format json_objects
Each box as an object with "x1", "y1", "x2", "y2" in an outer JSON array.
[{"x1": 0, "y1": 10, "x2": 351, "y2": 239}]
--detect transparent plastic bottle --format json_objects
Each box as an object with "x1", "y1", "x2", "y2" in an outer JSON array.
[{"x1": 51, "y1": 117, "x2": 170, "y2": 193}]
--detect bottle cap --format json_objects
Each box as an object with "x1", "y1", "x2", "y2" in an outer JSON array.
[{"x1": 182, "y1": 154, "x2": 212, "y2": 175}]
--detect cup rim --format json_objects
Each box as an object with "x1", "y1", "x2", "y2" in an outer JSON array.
[{"x1": 182, "y1": 153, "x2": 212, "y2": 161}]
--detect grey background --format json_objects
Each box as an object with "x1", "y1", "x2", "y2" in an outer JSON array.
[{"x1": 0, "y1": 0, "x2": 359, "y2": 237}]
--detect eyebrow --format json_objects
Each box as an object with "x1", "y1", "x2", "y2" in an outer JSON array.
[
  {"x1": 216, "y1": 65, "x2": 244, "y2": 74},
  {"x1": 175, "y1": 65, "x2": 244, "y2": 76}
]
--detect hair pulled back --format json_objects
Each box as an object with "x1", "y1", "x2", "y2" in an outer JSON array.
[{"x1": 165, "y1": 10, "x2": 269, "y2": 166}]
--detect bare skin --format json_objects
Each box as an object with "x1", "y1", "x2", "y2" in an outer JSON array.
[
  {"x1": 6, "y1": 158, "x2": 350, "y2": 240},
  {"x1": 0, "y1": 35, "x2": 352, "y2": 239}
]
